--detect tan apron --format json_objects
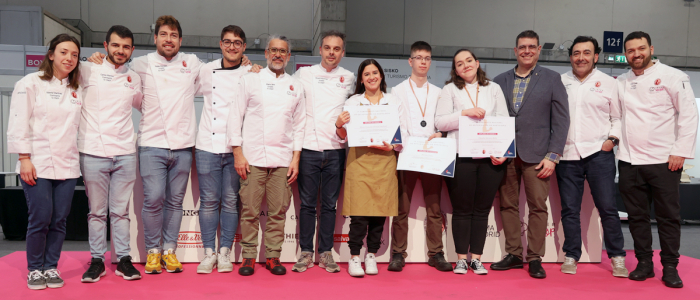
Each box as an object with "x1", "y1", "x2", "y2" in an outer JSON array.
[{"x1": 341, "y1": 146, "x2": 398, "y2": 216}]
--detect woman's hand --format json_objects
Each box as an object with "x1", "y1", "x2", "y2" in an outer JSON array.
[
  {"x1": 336, "y1": 111, "x2": 350, "y2": 128},
  {"x1": 462, "y1": 108, "x2": 486, "y2": 119},
  {"x1": 490, "y1": 156, "x2": 507, "y2": 166},
  {"x1": 368, "y1": 141, "x2": 395, "y2": 152}
]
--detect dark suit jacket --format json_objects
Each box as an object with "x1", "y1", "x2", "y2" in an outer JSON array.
[{"x1": 493, "y1": 65, "x2": 569, "y2": 164}]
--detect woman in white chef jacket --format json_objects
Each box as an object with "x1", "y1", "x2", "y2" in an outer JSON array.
[
  {"x1": 435, "y1": 49, "x2": 509, "y2": 275},
  {"x1": 7, "y1": 34, "x2": 82, "y2": 290}
]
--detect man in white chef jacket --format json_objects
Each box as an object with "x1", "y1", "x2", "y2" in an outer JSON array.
[
  {"x1": 78, "y1": 25, "x2": 143, "y2": 283},
  {"x1": 617, "y1": 31, "x2": 698, "y2": 288},
  {"x1": 194, "y1": 25, "x2": 252, "y2": 274},
  {"x1": 291, "y1": 30, "x2": 354, "y2": 274},
  {"x1": 557, "y1": 36, "x2": 627, "y2": 277},
  {"x1": 228, "y1": 35, "x2": 305, "y2": 276},
  {"x1": 388, "y1": 41, "x2": 452, "y2": 272},
  {"x1": 88, "y1": 15, "x2": 203, "y2": 274}
]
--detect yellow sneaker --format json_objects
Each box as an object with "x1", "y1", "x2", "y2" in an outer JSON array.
[
  {"x1": 161, "y1": 249, "x2": 183, "y2": 273},
  {"x1": 145, "y1": 249, "x2": 162, "y2": 274}
]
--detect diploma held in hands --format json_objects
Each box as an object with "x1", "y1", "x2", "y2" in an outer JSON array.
[
  {"x1": 397, "y1": 137, "x2": 457, "y2": 177},
  {"x1": 458, "y1": 116, "x2": 516, "y2": 158},
  {"x1": 344, "y1": 105, "x2": 402, "y2": 147}
]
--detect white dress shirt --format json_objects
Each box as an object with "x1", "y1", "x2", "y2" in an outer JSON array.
[
  {"x1": 560, "y1": 69, "x2": 621, "y2": 160},
  {"x1": 435, "y1": 81, "x2": 509, "y2": 153},
  {"x1": 195, "y1": 59, "x2": 251, "y2": 154},
  {"x1": 617, "y1": 61, "x2": 698, "y2": 165},
  {"x1": 294, "y1": 64, "x2": 355, "y2": 151},
  {"x1": 391, "y1": 78, "x2": 442, "y2": 138},
  {"x1": 227, "y1": 67, "x2": 306, "y2": 168},
  {"x1": 78, "y1": 57, "x2": 142, "y2": 157},
  {"x1": 344, "y1": 92, "x2": 409, "y2": 151},
  {"x1": 131, "y1": 52, "x2": 202, "y2": 150},
  {"x1": 7, "y1": 72, "x2": 82, "y2": 179}
]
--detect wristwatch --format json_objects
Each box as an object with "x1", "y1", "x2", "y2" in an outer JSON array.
[{"x1": 607, "y1": 137, "x2": 619, "y2": 146}]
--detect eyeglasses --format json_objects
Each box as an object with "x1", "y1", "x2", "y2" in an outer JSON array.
[
  {"x1": 411, "y1": 56, "x2": 432, "y2": 62},
  {"x1": 517, "y1": 45, "x2": 539, "y2": 51},
  {"x1": 267, "y1": 48, "x2": 289, "y2": 55},
  {"x1": 222, "y1": 39, "x2": 244, "y2": 49}
]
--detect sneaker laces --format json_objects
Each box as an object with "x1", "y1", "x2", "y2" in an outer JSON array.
[
  {"x1": 471, "y1": 259, "x2": 484, "y2": 270},
  {"x1": 297, "y1": 253, "x2": 312, "y2": 264},
  {"x1": 28, "y1": 270, "x2": 44, "y2": 280},
  {"x1": 121, "y1": 258, "x2": 137, "y2": 272},
  {"x1": 456, "y1": 259, "x2": 468, "y2": 269},
  {"x1": 612, "y1": 258, "x2": 625, "y2": 269},
  {"x1": 268, "y1": 258, "x2": 282, "y2": 267},
  {"x1": 163, "y1": 252, "x2": 180, "y2": 265},
  {"x1": 242, "y1": 258, "x2": 255, "y2": 268},
  {"x1": 218, "y1": 252, "x2": 230, "y2": 264},
  {"x1": 201, "y1": 253, "x2": 216, "y2": 265},
  {"x1": 86, "y1": 261, "x2": 102, "y2": 273},
  {"x1": 147, "y1": 253, "x2": 160, "y2": 265},
  {"x1": 44, "y1": 269, "x2": 61, "y2": 279},
  {"x1": 322, "y1": 253, "x2": 336, "y2": 265},
  {"x1": 564, "y1": 257, "x2": 576, "y2": 265}
]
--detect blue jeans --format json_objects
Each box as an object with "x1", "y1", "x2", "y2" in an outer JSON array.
[
  {"x1": 80, "y1": 153, "x2": 136, "y2": 260},
  {"x1": 556, "y1": 150, "x2": 625, "y2": 260},
  {"x1": 195, "y1": 150, "x2": 240, "y2": 250},
  {"x1": 139, "y1": 146, "x2": 193, "y2": 251},
  {"x1": 297, "y1": 148, "x2": 346, "y2": 253},
  {"x1": 21, "y1": 178, "x2": 77, "y2": 271}
]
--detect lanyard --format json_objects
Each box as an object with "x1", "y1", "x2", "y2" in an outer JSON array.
[{"x1": 466, "y1": 84, "x2": 479, "y2": 108}]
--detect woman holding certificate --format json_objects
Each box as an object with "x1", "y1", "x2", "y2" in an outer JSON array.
[
  {"x1": 335, "y1": 59, "x2": 406, "y2": 277},
  {"x1": 435, "y1": 49, "x2": 509, "y2": 275}
]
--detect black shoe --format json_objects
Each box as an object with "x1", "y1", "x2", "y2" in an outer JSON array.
[
  {"x1": 387, "y1": 253, "x2": 405, "y2": 272},
  {"x1": 528, "y1": 260, "x2": 546, "y2": 279},
  {"x1": 490, "y1": 254, "x2": 524, "y2": 270},
  {"x1": 661, "y1": 265, "x2": 683, "y2": 288},
  {"x1": 266, "y1": 258, "x2": 286, "y2": 275},
  {"x1": 428, "y1": 253, "x2": 453, "y2": 272},
  {"x1": 629, "y1": 260, "x2": 654, "y2": 281},
  {"x1": 116, "y1": 256, "x2": 142, "y2": 280},
  {"x1": 239, "y1": 258, "x2": 256, "y2": 276},
  {"x1": 81, "y1": 258, "x2": 106, "y2": 283}
]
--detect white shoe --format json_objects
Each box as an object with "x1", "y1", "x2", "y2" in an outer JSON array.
[
  {"x1": 364, "y1": 253, "x2": 378, "y2": 275},
  {"x1": 611, "y1": 256, "x2": 629, "y2": 278},
  {"x1": 218, "y1": 247, "x2": 234, "y2": 273},
  {"x1": 348, "y1": 257, "x2": 365, "y2": 277},
  {"x1": 197, "y1": 248, "x2": 217, "y2": 274},
  {"x1": 453, "y1": 259, "x2": 468, "y2": 274},
  {"x1": 561, "y1": 257, "x2": 577, "y2": 275}
]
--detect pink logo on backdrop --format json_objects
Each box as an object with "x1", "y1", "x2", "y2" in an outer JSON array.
[{"x1": 26, "y1": 55, "x2": 45, "y2": 67}]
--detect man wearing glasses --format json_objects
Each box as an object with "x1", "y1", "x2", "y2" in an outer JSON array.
[
  {"x1": 228, "y1": 35, "x2": 305, "y2": 276},
  {"x1": 491, "y1": 30, "x2": 569, "y2": 279},
  {"x1": 291, "y1": 30, "x2": 355, "y2": 274},
  {"x1": 194, "y1": 25, "x2": 252, "y2": 274},
  {"x1": 387, "y1": 41, "x2": 452, "y2": 273}
]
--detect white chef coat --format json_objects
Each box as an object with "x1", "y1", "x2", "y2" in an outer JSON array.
[
  {"x1": 78, "y1": 57, "x2": 142, "y2": 157},
  {"x1": 560, "y1": 69, "x2": 621, "y2": 160},
  {"x1": 293, "y1": 64, "x2": 355, "y2": 151},
  {"x1": 7, "y1": 72, "x2": 82, "y2": 179},
  {"x1": 617, "y1": 60, "x2": 698, "y2": 165},
  {"x1": 344, "y1": 92, "x2": 409, "y2": 152},
  {"x1": 131, "y1": 52, "x2": 202, "y2": 150},
  {"x1": 391, "y1": 78, "x2": 442, "y2": 138},
  {"x1": 196, "y1": 59, "x2": 251, "y2": 154},
  {"x1": 435, "y1": 81, "x2": 509, "y2": 152},
  {"x1": 227, "y1": 67, "x2": 306, "y2": 168}
]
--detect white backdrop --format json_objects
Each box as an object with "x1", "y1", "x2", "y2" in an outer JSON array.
[{"x1": 113, "y1": 153, "x2": 602, "y2": 264}]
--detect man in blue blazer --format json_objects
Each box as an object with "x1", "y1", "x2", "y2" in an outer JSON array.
[{"x1": 490, "y1": 30, "x2": 569, "y2": 279}]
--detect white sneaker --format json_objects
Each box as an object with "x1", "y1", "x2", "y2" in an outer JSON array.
[
  {"x1": 561, "y1": 257, "x2": 577, "y2": 275},
  {"x1": 364, "y1": 253, "x2": 378, "y2": 275},
  {"x1": 197, "y1": 248, "x2": 217, "y2": 274},
  {"x1": 218, "y1": 247, "x2": 233, "y2": 273},
  {"x1": 453, "y1": 259, "x2": 468, "y2": 274},
  {"x1": 469, "y1": 258, "x2": 488, "y2": 275},
  {"x1": 348, "y1": 257, "x2": 365, "y2": 277},
  {"x1": 611, "y1": 256, "x2": 629, "y2": 278}
]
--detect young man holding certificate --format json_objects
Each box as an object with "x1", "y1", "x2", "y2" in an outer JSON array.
[{"x1": 388, "y1": 41, "x2": 451, "y2": 272}]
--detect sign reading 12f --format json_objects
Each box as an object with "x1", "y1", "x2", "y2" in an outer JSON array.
[{"x1": 603, "y1": 31, "x2": 624, "y2": 53}]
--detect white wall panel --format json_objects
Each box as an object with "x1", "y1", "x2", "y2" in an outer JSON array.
[
  {"x1": 153, "y1": 0, "x2": 269, "y2": 38},
  {"x1": 6, "y1": 0, "x2": 81, "y2": 19},
  {"x1": 612, "y1": 0, "x2": 690, "y2": 57},
  {"x1": 268, "y1": 0, "x2": 313, "y2": 40},
  {"x1": 346, "y1": 0, "x2": 404, "y2": 44},
  {"x1": 533, "y1": 0, "x2": 613, "y2": 51},
  {"x1": 88, "y1": 0, "x2": 154, "y2": 33}
]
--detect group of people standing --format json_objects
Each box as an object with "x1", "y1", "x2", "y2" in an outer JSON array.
[{"x1": 7, "y1": 14, "x2": 696, "y2": 291}]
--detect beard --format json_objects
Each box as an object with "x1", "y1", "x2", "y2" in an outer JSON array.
[
  {"x1": 108, "y1": 52, "x2": 128, "y2": 65},
  {"x1": 629, "y1": 54, "x2": 652, "y2": 71},
  {"x1": 267, "y1": 58, "x2": 288, "y2": 71}
]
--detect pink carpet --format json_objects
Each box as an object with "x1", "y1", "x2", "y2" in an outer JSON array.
[{"x1": 0, "y1": 250, "x2": 698, "y2": 299}]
